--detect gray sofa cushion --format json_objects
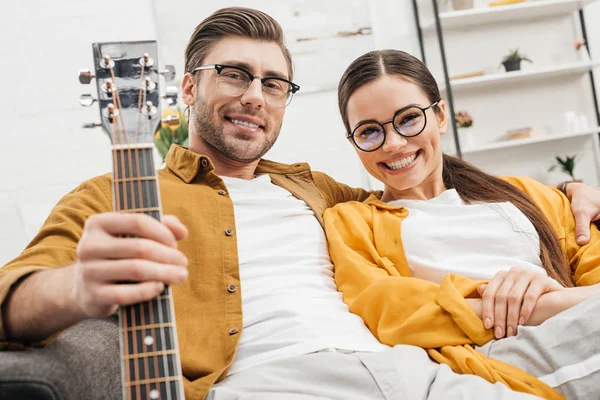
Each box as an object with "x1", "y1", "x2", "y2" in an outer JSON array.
[{"x1": 0, "y1": 317, "x2": 121, "y2": 400}]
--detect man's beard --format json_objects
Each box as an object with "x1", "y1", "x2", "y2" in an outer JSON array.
[{"x1": 191, "y1": 96, "x2": 281, "y2": 163}]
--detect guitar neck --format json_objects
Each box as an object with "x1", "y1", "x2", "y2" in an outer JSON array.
[
  {"x1": 113, "y1": 145, "x2": 161, "y2": 217},
  {"x1": 113, "y1": 145, "x2": 185, "y2": 400}
]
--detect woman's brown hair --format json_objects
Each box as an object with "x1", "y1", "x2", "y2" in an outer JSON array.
[{"x1": 338, "y1": 50, "x2": 573, "y2": 287}]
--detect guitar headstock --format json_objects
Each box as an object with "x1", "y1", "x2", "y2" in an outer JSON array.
[{"x1": 79, "y1": 41, "x2": 179, "y2": 145}]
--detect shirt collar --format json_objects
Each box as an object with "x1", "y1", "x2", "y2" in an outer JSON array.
[
  {"x1": 164, "y1": 145, "x2": 311, "y2": 183},
  {"x1": 363, "y1": 194, "x2": 408, "y2": 213}
]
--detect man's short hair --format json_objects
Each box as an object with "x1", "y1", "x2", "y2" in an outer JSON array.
[{"x1": 184, "y1": 7, "x2": 294, "y2": 80}]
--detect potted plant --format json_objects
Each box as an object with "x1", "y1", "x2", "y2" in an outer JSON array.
[
  {"x1": 455, "y1": 110, "x2": 475, "y2": 150},
  {"x1": 501, "y1": 48, "x2": 532, "y2": 72},
  {"x1": 154, "y1": 106, "x2": 189, "y2": 161},
  {"x1": 548, "y1": 155, "x2": 580, "y2": 182}
]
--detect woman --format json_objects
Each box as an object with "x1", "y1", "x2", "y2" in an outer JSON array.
[{"x1": 324, "y1": 49, "x2": 600, "y2": 400}]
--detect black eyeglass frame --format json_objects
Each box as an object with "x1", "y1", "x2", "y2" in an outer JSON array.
[
  {"x1": 346, "y1": 101, "x2": 439, "y2": 152},
  {"x1": 193, "y1": 64, "x2": 300, "y2": 107}
]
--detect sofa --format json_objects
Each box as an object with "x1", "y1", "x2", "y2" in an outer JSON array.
[{"x1": 0, "y1": 317, "x2": 121, "y2": 400}]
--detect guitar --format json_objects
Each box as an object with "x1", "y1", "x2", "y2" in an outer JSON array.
[{"x1": 79, "y1": 41, "x2": 184, "y2": 400}]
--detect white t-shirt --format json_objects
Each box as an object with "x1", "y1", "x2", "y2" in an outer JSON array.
[
  {"x1": 221, "y1": 175, "x2": 387, "y2": 376},
  {"x1": 387, "y1": 189, "x2": 546, "y2": 283}
]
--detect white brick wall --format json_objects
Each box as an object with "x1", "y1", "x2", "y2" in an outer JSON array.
[
  {"x1": 0, "y1": 0, "x2": 418, "y2": 266},
  {"x1": 0, "y1": 0, "x2": 157, "y2": 265},
  {"x1": 1, "y1": 0, "x2": 599, "y2": 266}
]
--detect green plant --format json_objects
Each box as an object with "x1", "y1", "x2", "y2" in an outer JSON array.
[
  {"x1": 502, "y1": 48, "x2": 532, "y2": 63},
  {"x1": 548, "y1": 155, "x2": 577, "y2": 180},
  {"x1": 154, "y1": 107, "x2": 188, "y2": 161}
]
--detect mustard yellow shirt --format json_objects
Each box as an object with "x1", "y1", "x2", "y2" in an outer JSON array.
[
  {"x1": 0, "y1": 145, "x2": 373, "y2": 399},
  {"x1": 324, "y1": 176, "x2": 600, "y2": 400}
]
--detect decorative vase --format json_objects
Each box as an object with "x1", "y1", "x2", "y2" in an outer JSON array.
[
  {"x1": 458, "y1": 128, "x2": 475, "y2": 150},
  {"x1": 453, "y1": 0, "x2": 474, "y2": 10},
  {"x1": 502, "y1": 59, "x2": 521, "y2": 72}
]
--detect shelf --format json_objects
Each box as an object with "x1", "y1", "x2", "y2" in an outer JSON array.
[
  {"x1": 461, "y1": 127, "x2": 600, "y2": 154},
  {"x1": 422, "y1": 0, "x2": 598, "y2": 31},
  {"x1": 440, "y1": 60, "x2": 600, "y2": 92}
]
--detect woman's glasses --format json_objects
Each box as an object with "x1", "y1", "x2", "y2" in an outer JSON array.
[{"x1": 347, "y1": 102, "x2": 439, "y2": 152}]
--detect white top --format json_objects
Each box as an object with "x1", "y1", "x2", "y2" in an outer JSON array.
[
  {"x1": 387, "y1": 189, "x2": 546, "y2": 283},
  {"x1": 221, "y1": 174, "x2": 387, "y2": 376}
]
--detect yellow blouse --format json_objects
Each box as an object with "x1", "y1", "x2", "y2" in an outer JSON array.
[{"x1": 324, "y1": 176, "x2": 600, "y2": 400}]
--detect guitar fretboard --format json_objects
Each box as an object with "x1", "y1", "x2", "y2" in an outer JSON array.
[{"x1": 113, "y1": 146, "x2": 184, "y2": 400}]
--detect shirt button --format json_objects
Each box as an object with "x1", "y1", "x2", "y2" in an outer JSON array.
[
  {"x1": 229, "y1": 328, "x2": 239, "y2": 335},
  {"x1": 228, "y1": 284, "x2": 237, "y2": 293},
  {"x1": 201, "y1": 158, "x2": 209, "y2": 168},
  {"x1": 225, "y1": 228, "x2": 234, "y2": 236},
  {"x1": 218, "y1": 189, "x2": 227, "y2": 196}
]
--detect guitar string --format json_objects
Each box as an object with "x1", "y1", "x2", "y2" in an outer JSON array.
[
  {"x1": 143, "y1": 63, "x2": 172, "y2": 400},
  {"x1": 136, "y1": 65, "x2": 154, "y2": 399},
  {"x1": 113, "y1": 103, "x2": 136, "y2": 400},
  {"x1": 109, "y1": 62, "x2": 141, "y2": 400},
  {"x1": 136, "y1": 59, "x2": 173, "y2": 400},
  {"x1": 109, "y1": 93, "x2": 132, "y2": 400}
]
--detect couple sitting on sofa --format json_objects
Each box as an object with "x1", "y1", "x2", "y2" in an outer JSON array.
[{"x1": 2, "y1": 7, "x2": 600, "y2": 400}]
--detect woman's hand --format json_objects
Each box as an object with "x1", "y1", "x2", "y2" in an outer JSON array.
[
  {"x1": 564, "y1": 182, "x2": 600, "y2": 245},
  {"x1": 478, "y1": 267, "x2": 562, "y2": 339}
]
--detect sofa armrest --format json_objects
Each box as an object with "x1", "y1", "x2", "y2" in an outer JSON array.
[{"x1": 0, "y1": 317, "x2": 121, "y2": 400}]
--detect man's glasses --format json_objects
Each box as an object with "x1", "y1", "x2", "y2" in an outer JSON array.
[
  {"x1": 193, "y1": 64, "x2": 300, "y2": 108},
  {"x1": 347, "y1": 102, "x2": 439, "y2": 152}
]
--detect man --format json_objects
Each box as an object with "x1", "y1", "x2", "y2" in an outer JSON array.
[{"x1": 0, "y1": 7, "x2": 598, "y2": 400}]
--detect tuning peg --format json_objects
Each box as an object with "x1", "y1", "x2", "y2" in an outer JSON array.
[
  {"x1": 142, "y1": 101, "x2": 158, "y2": 118},
  {"x1": 79, "y1": 94, "x2": 97, "y2": 107},
  {"x1": 140, "y1": 53, "x2": 155, "y2": 68},
  {"x1": 101, "y1": 80, "x2": 114, "y2": 96},
  {"x1": 163, "y1": 86, "x2": 178, "y2": 105},
  {"x1": 82, "y1": 122, "x2": 102, "y2": 128},
  {"x1": 161, "y1": 114, "x2": 180, "y2": 127},
  {"x1": 79, "y1": 69, "x2": 95, "y2": 84},
  {"x1": 144, "y1": 77, "x2": 157, "y2": 91},
  {"x1": 100, "y1": 55, "x2": 115, "y2": 69},
  {"x1": 160, "y1": 65, "x2": 176, "y2": 82}
]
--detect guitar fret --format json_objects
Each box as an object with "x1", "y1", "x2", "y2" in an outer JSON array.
[
  {"x1": 122, "y1": 322, "x2": 175, "y2": 332},
  {"x1": 124, "y1": 349, "x2": 178, "y2": 360},
  {"x1": 125, "y1": 375, "x2": 183, "y2": 387},
  {"x1": 114, "y1": 176, "x2": 157, "y2": 183},
  {"x1": 112, "y1": 143, "x2": 155, "y2": 150},
  {"x1": 119, "y1": 207, "x2": 161, "y2": 213}
]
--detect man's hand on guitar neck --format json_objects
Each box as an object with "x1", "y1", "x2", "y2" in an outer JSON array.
[
  {"x1": 72, "y1": 213, "x2": 189, "y2": 318},
  {"x1": 3, "y1": 213, "x2": 189, "y2": 342}
]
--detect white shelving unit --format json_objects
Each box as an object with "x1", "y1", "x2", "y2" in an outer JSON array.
[
  {"x1": 462, "y1": 127, "x2": 600, "y2": 154},
  {"x1": 413, "y1": 0, "x2": 600, "y2": 185},
  {"x1": 441, "y1": 60, "x2": 600, "y2": 92},
  {"x1": 422, "y1": 0, "x2": 596, "y2": 31}
]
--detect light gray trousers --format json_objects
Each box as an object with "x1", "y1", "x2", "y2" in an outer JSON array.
[
  {"x1": 209, "y1": 295, "x2": 600, "y2": 400},
  {"x1": 207, "y1": 345, "x2": 540, "y2": 400},
  {"x1": 478, "y1": 294, "x2": 600, "y2": 400}
]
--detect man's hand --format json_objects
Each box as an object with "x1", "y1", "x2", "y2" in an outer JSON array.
[
  {"x1": 565, "y1": 182, "x2": 600, "y2": 245},
  {"x1": 4, "y1": 213, "x2": 189, "y2": 342},
  {"x1": 72, "y1": 213, "x2": 189, "y2": 319}
]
